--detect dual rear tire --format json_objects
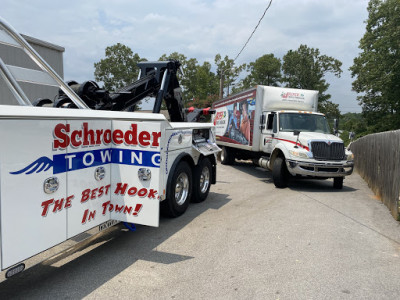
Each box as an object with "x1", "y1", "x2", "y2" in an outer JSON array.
[
  {"x1": 192, "y1": 158, "x2": 212, "y2": 203},
  {"x1": 162, "y1": 157, "x2": 212, "y2": 217}
]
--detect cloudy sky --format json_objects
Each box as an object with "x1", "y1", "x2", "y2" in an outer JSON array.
[{"x1": 2, "y1": 0, "x2": 369, "y2": 113}]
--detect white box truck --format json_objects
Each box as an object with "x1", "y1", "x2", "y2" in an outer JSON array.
[
  {"x1": 212, "y1": 85, "x2": 354, "y2": 189},
  {"x1": 0, "y1": 18, "x2": 220, "y2": 280}
]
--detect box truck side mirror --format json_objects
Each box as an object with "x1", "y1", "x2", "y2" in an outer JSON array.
[
  {"x1": 259, "y1": 114, "x2": 265, "y2": 130},
  {"x1": 333, "y1": 118, "x2": 339, "y2": 135}
]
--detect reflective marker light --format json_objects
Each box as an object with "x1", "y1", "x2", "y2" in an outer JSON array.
[
  {"x1": 6, "y1": 263, "x2": 25, "y2": 278},
  {"x1": 95, "y1": 166, "x2": 106, "y2": 181},
  {"x1": 138, "y1": 168, "x2": 151, "y2": 181},
  {"x1": 43, "y1": 177, "x2": 59, "y2": 194}
]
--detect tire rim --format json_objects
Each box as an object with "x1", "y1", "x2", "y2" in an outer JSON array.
[
  {"x1": 221, "y1": 150, "x2": 225, "y2": 161},
  {"x1": 199, "y1": 166, "x2": 210, "y2": 193},
  {"x1": 175, "y1": 172, "x2": 189, "y2": 205}
]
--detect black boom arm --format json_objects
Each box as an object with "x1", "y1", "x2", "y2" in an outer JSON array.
[{"x1": 54, "y1": 60, "x2": 187, "y2": 122}]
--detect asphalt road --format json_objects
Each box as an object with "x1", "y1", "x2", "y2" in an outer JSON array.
[{"x1": 1, "y1": 161, "x2": 400, "y2": 299}]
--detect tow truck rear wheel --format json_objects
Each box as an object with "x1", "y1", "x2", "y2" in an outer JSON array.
[
  {"x1": 220, "y1": 146, "x2": 234, "y2": 165},
  {"x1": 333, "y1": 177, "x2": 344, "y2": 189},
  {"x1": 272, "y1": 157, "x2": 288, "y2": 188},
  {"x1": 192, "y1": 157, "x2": 212, "y2": 203},
  {"x1": 162, "y1": 161, "x2": 192, "y2": 217}
]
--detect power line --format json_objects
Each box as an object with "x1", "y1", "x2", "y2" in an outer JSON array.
[{"x1": 233, "y1": 0, "x2": 273, "y2": 62}]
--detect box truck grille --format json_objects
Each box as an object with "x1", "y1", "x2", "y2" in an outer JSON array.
[{"x1": 311, "y1": 142, "x2": 345, "y2": 160}]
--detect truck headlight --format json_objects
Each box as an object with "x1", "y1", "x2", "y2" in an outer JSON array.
[
  {"x1": 289, "y1": 150, "x2": 309, "y2": 159},
  {"x1": 346, "y1": 153, "x2": 354, "y2": 161}
]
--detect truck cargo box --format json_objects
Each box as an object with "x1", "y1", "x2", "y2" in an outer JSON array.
[{"x1": 212, "y1": 86, "x2": 319, "y2": 152}]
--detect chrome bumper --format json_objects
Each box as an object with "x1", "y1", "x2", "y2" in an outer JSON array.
[{"x1": 286, "y1": 159, "x2": 354, "y2": 178}]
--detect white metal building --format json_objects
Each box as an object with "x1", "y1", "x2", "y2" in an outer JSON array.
[{"x1": 0, "y1": 34, "x2": 64, "y2": 106}]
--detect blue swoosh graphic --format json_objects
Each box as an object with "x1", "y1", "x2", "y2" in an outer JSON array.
[
  {"x1": 10, "y1": 156, "x2": 53, "y2": 175},
  {"x1": 10, "y1": 148, "x2": 160, "y2": 175}
]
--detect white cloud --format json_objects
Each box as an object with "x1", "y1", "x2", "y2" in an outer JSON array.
[{"x1": 1, "y1": 0, "x2": 369, "y2": 112}]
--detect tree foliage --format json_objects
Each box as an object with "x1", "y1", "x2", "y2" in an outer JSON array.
[
  {"x1": 94, "y1": 43, "x2": 145, "y2": 91},
  {"x1": 191, "y1": 62, "x2": 219, "y2": 107},
  {"x1": 214, "y1": 54, "x2": 245, "y2": 98},
  {"x1": 350, "y1": 0, "x2": 400, "y2": 133},
  {"x1": 281, "y1": 44, "x2": 342, "y2": 119},
  {"x1": 339, "y1": 112, "x2": 368, "y2": 145},
  {"x1": 93, "y1": 43, "x2": 347, "y2": 114},
  {"x1": 159, "y1": 53, "x2": 219, "y2": 107},
  {"x1": 159, "y1": 52, "x2": 195, "y2": 95},
  {"x1": 242, "y1": 54, "x2": 281, "y2": 89}
]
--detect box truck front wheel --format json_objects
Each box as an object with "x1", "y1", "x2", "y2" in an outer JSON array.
[
  {"x1": 333, "y1": 177, "x2": 344, "y2": 189},
  {"x1": 220, "y1": 146, "x2": 234, "y2": 165},
  {"x1": 162, "y1": 161, "x2": 192, "y2": 217},
  {"x1": 192, "y1": 157, "x2": 212, "y2": 203},
  {"x1": 272, "y1": 157, "x2": 288, "y2": 188}
]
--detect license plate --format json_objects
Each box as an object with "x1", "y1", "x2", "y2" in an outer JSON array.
[{"x1": 99, "y1": 219, "x2": 119, "y2": 231}]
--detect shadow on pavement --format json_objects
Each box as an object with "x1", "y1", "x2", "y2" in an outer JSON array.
[
  {"x1": 227, "y1": 159, "x2": 357, "y2": 193},
  {"x1": 288, "y1": 177, "x2": 358, "y2": 193},
  {"x1": 227, "y1": 160, "x2": 274, "y2": 184}
]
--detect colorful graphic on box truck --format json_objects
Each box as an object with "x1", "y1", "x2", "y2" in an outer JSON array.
[{"x1": 213, "y1": 89, "x2": 256, "y2": 146}]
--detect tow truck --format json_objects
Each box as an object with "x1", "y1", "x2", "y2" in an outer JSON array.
[{"x1": 0, "y1": 18, "x2": 220, "y2": 280}]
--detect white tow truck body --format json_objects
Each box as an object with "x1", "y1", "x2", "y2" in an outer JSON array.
[
  {"x1": 212, "y1": 85, "x2": 354, "y2": 188},
  {"x1": 0, "y1": 18, "x2": 219, "y2": 280}
]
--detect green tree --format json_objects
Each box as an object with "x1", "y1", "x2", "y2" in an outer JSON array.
[
  {"x1": 350, "y1": 0, "x2": 400, "y2": 133},
  {"x1": 182, "y1": 58, "x2": 203, "y2": 103},
  {"x1": 190, "y1": 62, "x2": 219, "y2": 108},
  {"x1": 94, "y1": 43, "x2": 145, "y2": 91},
  {"x1": 242, "y1": 54, "x2": 281, "y2": 89},
  {"x1": 159, "y1": 53, "x2": 199, "y2": 105},
  {"x1": 159, "y1": 53, "x2": 196, "y2": 103},
  {"x1": 339, "y1": 112, "x2": 368, "y2": 145},
  {"x1": 159, "y1": 53, "x2": 219, "y2": 107},
  {"x1": 215, "y1": 54, "x2": 245, "y2": 98},
  {"x1": 282, "y1": 44, "x2": 342, "y2": 119},
  {"x1": 159, "y1": 52, "x2": 191, "y2": 92},
  {"x1": 159, "y1": 52, "x2": 188, "y2": 66}
]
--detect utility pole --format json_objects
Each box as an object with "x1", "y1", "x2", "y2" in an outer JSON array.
[{"x1": 219, "y1": 71, "x2": 224, "y2": 99}]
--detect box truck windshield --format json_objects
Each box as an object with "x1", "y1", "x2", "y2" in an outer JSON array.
[{"x1": 279, "y1": 113, "x2": 330, "y2": 134}]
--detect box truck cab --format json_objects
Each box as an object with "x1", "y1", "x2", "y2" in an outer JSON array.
[{"x1": 212, "y1": 85, "x2": 354, "y2": 189}]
